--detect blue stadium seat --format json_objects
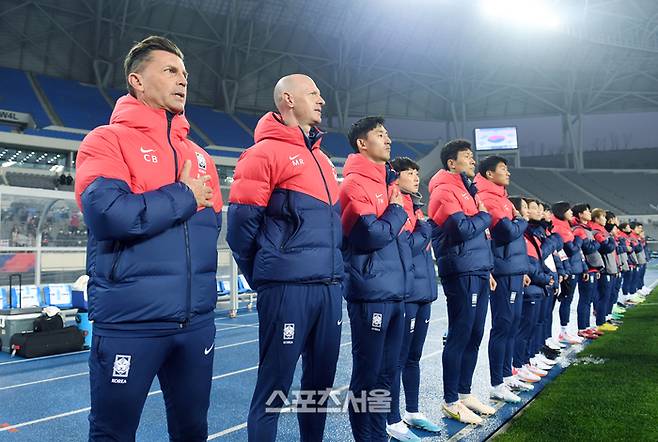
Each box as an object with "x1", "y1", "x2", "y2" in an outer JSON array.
[
  {"x1": 235, "y1": 112, "x2": 261, "y2": 131},
  {"x1": 206, "y1": 148, "x2": 243, "y2": 158},
  {"x1": 221, "y1": 280, "x2": 232, "y2": 294},
  {"x1": 0, "y1": 67, "x2": 51, "y2": 127},
  {"x1": 38, "y1": 75, "x2": 112, "y2": 130},
  {"x1": 237, "y1": 274, "x2": 254, "y2": 294},
  {"x1": 391, "y1": 141, "x2": 421, "y2": 160},
  {"x1": 108, "y1": 88, "x2": 125, "y2": 103},
  {"x1": 187, "y1": 129, "x2": 207, "y2": 146},
  {"x1": 217, "y1": 280, "x2": 230, "y2": 296},
  {"x1": 185, "y1": 105, "x2": 253, "y2": 148},
  {"x1": 321, "y1": 132, "x2": 351, "y2": 158}
]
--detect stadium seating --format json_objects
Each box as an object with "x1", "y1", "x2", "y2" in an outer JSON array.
[
  {"x1": 508, "y1": 168, "x2": 613, "y2": 209},
  {"x1": 391, "y1": 141, "x2": 424, "y2": 159},
  {"x1": 0, "y1": 67, "x2": 51, "y2": 127},
  {"x1": 185, "y1": 104, "x2": 253, "y2": 148},
  {"x1": 561, "y1": 171, "x2": 658, "y2": 215},
  {"x1": 321, "y1": 132, "x2": 351, "y2": 158},
  {"x1": 235, "y1": 112, "x2": 260, "y2": 131},
  {"x1": 37, "y1": 74, "x2": 111, "y2": 130},
  {"x1": 205, "y1": 148, "x2": 243, "y2": 158},
  {"x1": 521, "y1": 147, "x2": 658, "y2": 170}
]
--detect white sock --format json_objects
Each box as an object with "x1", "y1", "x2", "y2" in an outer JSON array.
[
  {"x1": 404, "y1": 411, "x2": 424, "y2": 419},
  {"x1": 503, "y1": 376, "x2": 514, "y2": 383},
  {"x1": 561, "y1": 326, "x2": 567, "y2": 333},
  {"x1": 458, "y1": 393, "x2": 471, "y2": 400}
]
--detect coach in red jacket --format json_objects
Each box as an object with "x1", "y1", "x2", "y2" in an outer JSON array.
[
  {"x1": 227, "y1": 74, "x2": 343, "y2": 442},
  {"x1": 75, "y1": 36, "x2": 222, "y2": 441}
]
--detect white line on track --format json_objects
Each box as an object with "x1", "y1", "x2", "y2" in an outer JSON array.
[
  {"x1": 0, "y1": 363, "x2": 262, "y2": 432},
  {"x1": 0, "y1": 350, "x2": 90, "y2": 366},
  {"x1": 207, "y1": 347, "x2": 445, "y2": 439},
  {"x1": 0, "y1": 372, "x2": 89, "y2": 391},
  {"x1": 215, "y1": 338, "x2": 259, "y2": 349},
  {"x1": 0, "y1": 338, "x2": 262, "y2": 392},
  {"x1": 0, "y1": 312, "x2": 450, "y2": 432}
]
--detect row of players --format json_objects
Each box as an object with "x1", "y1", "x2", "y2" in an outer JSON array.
[
  {"x1": 227, "y1": 108, "x2": 652, "y2": 441},
  {"x1": 74, "y1": 43, "x2": 651, "y2": 441}
]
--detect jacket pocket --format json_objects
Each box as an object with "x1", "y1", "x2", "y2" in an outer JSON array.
[
  {"x1": 451, "y1": 243, "x2": 464, "y2": 257},
  {"x1": 109, "y1": 242, "x2": 125, "y2": 282},
  {"x1": 281, "y1": 217, "x2": 303, "y2": 250},
  {"x1": 363, "y1": 251, "x2": 377, "y2": 277},
  {"x1": 502, "y1": 243, "x2": 511, "y2": 259}
]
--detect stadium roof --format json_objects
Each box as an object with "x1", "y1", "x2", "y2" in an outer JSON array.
[{"x1": 2, "y1": 0, "x2": 658, "y2": 127}]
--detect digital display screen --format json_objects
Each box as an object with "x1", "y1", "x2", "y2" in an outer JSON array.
[{"x1": 474, "y1": 127, "x2": 518, "y2": 151}]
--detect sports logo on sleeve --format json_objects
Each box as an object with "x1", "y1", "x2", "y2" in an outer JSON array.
[{"x1": 195, "y1": 152, "x2": 207, "y2": 173}]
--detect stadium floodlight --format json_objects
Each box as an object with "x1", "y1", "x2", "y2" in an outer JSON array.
[
  {"x1": 480, "y1": 0, "x2": 560, "y2": 30},
  {"x1": 1, "y1": 160, "x2": 16, "y2": 168}
]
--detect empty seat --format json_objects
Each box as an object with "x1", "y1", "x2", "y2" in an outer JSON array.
[
  {"x1": 38, "y1": 75, "x2": 111, "y2": 130},
  {"x1": 185, "y1": 105, "x2": 253, "y2": 148},
  {"x1": 0, "y1": 67, "x2": 51, "y2": 127}
]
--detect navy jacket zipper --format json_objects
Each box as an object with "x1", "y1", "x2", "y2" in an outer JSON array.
[
  {"x1": 308, "y1": 137, "x2": 338, "y2": 284},
  {"x1": 167, "y1": 112, "x2": 192, "y2": 326}
]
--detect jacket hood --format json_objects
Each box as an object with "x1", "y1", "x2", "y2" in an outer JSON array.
[
  {"x1": 110, "y1": 94, "x2": 190, "y2": 141},
  {"x1": 473, "y1": 174, "x2": 506, "y2": 198},
  {"x1": 253, "y1": 112, "x2": 322, "y2": 149},
  {"x1": 428, "y1": 169, "x2": 467, "y2": 194},
  {"x1": 343, "y1": 153, "x2": 389, "y2": 185}
]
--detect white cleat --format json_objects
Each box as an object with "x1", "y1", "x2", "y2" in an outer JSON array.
[
  {"x1": 490, "y1": 384, "x2": 522, "y2": 403},
  {"x1": 442, "y1": 401, "x2": 483, "y2": 425},
  {"x1": 506, "y1": 376, "x2": 534, "y2": 391},
  {"x1": 527, "y1": 362, "x2": 548, "y2": 377},
  {"x1": 386, "y1": 421, "x2": 421, "y2": 442},
  {"x1": 530, "y1": 357, "x2": 553, "y2": 371},
  {"x1": 459, "y1": 394, "x2": 496, "y2": 415},
  {"x1": 536, "y1": 353, "x2": 558, "y2": 366},
  {"x1": 514, "y1": 366, "x2": 541, "y2": 382}
]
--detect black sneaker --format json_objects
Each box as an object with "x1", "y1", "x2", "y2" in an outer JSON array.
[{"x1": 541, "y1": 345, "x2": 559, "y2": 359}]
